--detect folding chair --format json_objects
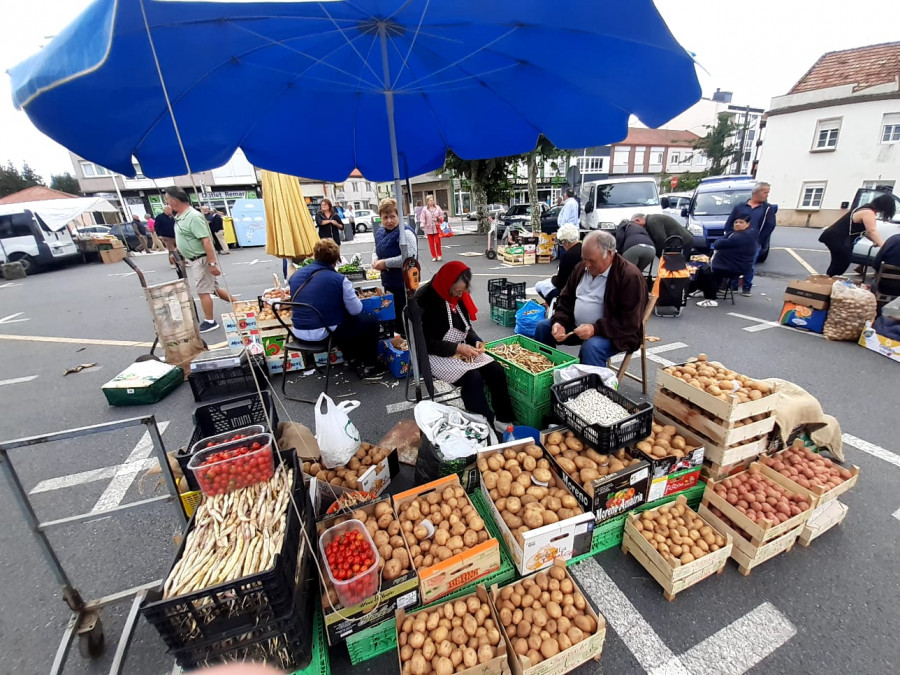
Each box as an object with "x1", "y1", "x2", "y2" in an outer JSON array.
[
  {"x1": 718, "y1": 276, "x2": 738, "y2": 305},
  {"x1": 874, "y1": 263, "x2": 900, "y2": 307},
  {"x1": 609, "y1": 295, "x2": 657, "y2": 395},
  {"x1": 270, "y1": 301, "x2": 336, "y2": 404},
  {"x1": 403, "y1": 297, "x2": 463, "y2": 405}
]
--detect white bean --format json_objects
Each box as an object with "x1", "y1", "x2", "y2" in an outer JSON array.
[{"x1": 564, "y1": 389, "x2": 630, "y2": 425}]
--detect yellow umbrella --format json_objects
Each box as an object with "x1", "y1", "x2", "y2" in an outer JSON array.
[{"x1": 262, "y1": 170, "x2": 319, "y2": 259}]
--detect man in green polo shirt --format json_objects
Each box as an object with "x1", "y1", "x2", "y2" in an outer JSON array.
[{"x1": 166, "y1": 186, "x2": 235, "y2": 333}]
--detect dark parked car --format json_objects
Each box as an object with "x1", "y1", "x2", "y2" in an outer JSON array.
[
  {"x1": 540, "y1": 205, "x2": 563, "y2": 234},
  {"x1": 110, "y1": 222, "x2": 142, "y2": 251}
]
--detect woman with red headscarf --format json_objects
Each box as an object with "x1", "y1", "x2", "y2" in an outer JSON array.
[{"x1": 414, "y1": 261, "x2": 514, "y2": 429}]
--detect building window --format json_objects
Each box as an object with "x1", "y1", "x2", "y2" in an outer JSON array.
[
  {"x1": 131, "y1": 161, "x2": 146, "y2": 179},
  {"x1": 881, "y1": 113, "x2": 900, "y2": 143},
  {"x1": 576, "y1": 156, "x2": 605, "y2": 173},
  {"x1": 633, "y1": 148, "x2": 645, "y2": 171},
  {"x1": 747, "y1": 129, "x2": 756, "y2": 142},
  {"x1": 812, "y1": 118, "x2": 841, "y2": 150},
  {"x1": 743, "y1": 151, "x2": 752, "y2": 162},
  {"x1": 649, "y1": 148, "x2": 664, "y2": 166},
  {"x1": 799, "y1": 182, "x2": 826, "y2": 209},
  {"x1": 694, "y1": 152, "x2": 707, "y2": 167},
  {"x1": 80, "y1": 161, "x2": 110, "y2": 177},
  {"x1": 612, "y1": 148, "x2": 630, "y2": 174},
  {"x1": 669, "y1": 152, "x2": 680, "y2": 166}
]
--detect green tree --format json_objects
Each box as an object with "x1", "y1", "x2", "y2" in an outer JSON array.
[
  {"x1": 693, "y1": 113, "x2": 738, "y2": 176},
  {"x1": 0, "y1": 161, "x2": 45, "y2": 198},
  {"x1": 444, "y1": 152, "x2": 516, "y2": 233},
  {"x1": 672, "y1": 171, "x2": 709, "y2": 192},
  {"x1": 50, "y1": 172, "x2": 81, "y2": 195},
  {"x1": 521, "y1": 135, "x2": 569, "y2": 233}
]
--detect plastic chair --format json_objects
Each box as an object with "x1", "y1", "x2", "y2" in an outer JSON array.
[
  {"x1": 608, "y1": 295, "x2": 657, "y2": 395},
  {"x1": 270, "y1": 301, "x2": 336, "y2": 404}
]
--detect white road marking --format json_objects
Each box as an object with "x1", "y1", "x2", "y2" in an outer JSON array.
[
  {"x1": 0, "y1": 375, "x2": 38, "y2": 386},
  {"x1": 771, "y1": 247, "x2": 827, "y2": 254},
  {"x1": 610, "y1": 341, "x2": 688, "y2": 368},
  {"x1": 571, "y1": 558, "x2": 796, "y2": 674},
  {"x1": 842, "y1": 433, "x2": 900, "y2": 469},
  {"x1": 893, "y1": 507, "x2": 900, "y2": 523},
  {"x1": 475, "y1": 272, "x2": 547, "y2": 277},
  {"x1": 30, "y1": 458, "x2": 159, "y2": 494},
  {"x1": 0, "y1": 312, "x2": 29, "y2": 325},
  {"x1": 386, "y1": 401, "x2": 414, "y2": 414},
  {"x1": 679, "y1": 602, "x2": 797, "y2": 675},
  {"x1": 727, "y1": 312, "x2": 824, "y2": 339},
  {"x1": 0, "y1": 282, "x2": 22, "y2": 288},
  {"x1": 235, "y1": 259, "x2": 265, "y2": 266},
  {"x1": 91, "y1": 422, "x2": 170, "y2": 512},
  {"x1": 783, "y1": 248, "x2": 817, "y2": 275},
  {"x1": 107, "y1": 270, "x2": 155, "y2": 277},
  {"x1": 0, "y1": 334, "x2": 154, "y2": 348}
]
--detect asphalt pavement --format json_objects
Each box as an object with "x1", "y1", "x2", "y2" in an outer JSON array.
[{"x1": 0, "y1": 224, "x2": 897, "y2": 674}]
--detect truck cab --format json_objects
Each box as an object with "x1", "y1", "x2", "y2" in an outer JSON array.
[
  {"x1": 682, "y1": 175, "x2": 757, "y2": 253},
  {"x1": 579, "y1": 177, "x2": 662, "y2": 234},
  {"x1": 850, "y1": 187, "x2": 900, "y2": 266}
]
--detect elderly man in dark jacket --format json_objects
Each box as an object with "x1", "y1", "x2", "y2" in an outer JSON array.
[{"x1": 534, "y1": 231, "x2": 647, "y2": 366}]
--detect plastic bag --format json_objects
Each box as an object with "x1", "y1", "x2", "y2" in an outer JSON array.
[
  {"x1": 553, "y1": 363, "x2": 619, "y2": 390},
  {"x1": 515, "y1": 299, "x2": 545, "y2": 338},
  {"x1": 414, "y1": 401, "x2": 495, "y2": 460},
  {"x1": 314, "y1": 392, "x2": 361, "y2": 468},
  {"x1": 823, "y1": 281, "x2": 876, "y2": 341}
]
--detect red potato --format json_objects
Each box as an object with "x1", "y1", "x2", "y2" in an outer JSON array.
[
  {"x1": 713, "y1": 468, "x2": 810, "y2": 525},
  {"x1": 759, "y1": 443, "x2": 853, "y2": 491}
]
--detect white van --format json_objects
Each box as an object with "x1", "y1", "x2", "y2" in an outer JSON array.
[
  {"x1": 0, "y1": 206, "x2": 80, "y2": 274},
  {"x1": 579, "y1": 177, "x2": 662, "y2": 233}
]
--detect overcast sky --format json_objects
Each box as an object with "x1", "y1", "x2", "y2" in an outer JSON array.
[{"x1": 1, "y1": 0, "x2": 897, "y2": 181}]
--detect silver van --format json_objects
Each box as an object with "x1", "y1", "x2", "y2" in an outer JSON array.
[{"x1": 0, "y1": 206, "x2": 79, "y2": 273}]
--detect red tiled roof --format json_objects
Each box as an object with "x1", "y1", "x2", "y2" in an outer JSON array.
[
  {"x1": 616, "y1": 128, "x2": 699, "y2": 147},
  {"x1": 348, "y1": 169, "x2": 364, "y2": 178},
  {"x1": 0, "y1": 186, "x2": 79, "y2": 204},
  {"x1": 789, "y1": 42, "x2": 900, "y2": 94}
]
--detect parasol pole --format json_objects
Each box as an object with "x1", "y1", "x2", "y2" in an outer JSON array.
[{"x1": 379, "y1": 24, "x2": 409, "y2": 261}]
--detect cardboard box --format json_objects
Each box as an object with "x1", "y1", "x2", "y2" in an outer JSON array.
[
  {"x1": 490, "y1": 566, "x2": 606, "y2": 675},
  {"x1": 631, "y1": 413, "x2": 706, "y2": 480},
  {"x1": 358, "y1": 288, "x2": 396, "y2": 321},
  {"x1": 312, "y1": 348, "x2": 344, "y2": 368},
  {"x1": 394, "y1": 475, "x2": 501, "y2": 604},
  {"x1": 318, "y1": 497, "x2": 419, "y2": 644},
  {"x1": 304, "y1": 447, "x2": 399, "y2": 499},
  {"x1": 266, "y1": 350, "x2": 305, "y2": 375},
  {"x1": 859, "y1": 321, "x2": 900, "y2": 363},
  {"x1": 780, "y1": 302, "x2": 827, "y2": 333},
  {"x1": 99, "y1": 247, "x2": 126, "y2": 264},
  {"x1": 479, "y1": 440, "x2": 595, "y2": 575},
  {"x1": 378, "y1": 337, "x2": 410, "y2": 378},
  {"x1": 260, "y1": 328, "x2": 289, "y2": 357},
  {"x1": 783, "y1": 275, "x2": 838, "y2": 310},
  {"x1": 538, "y1": 232, "x2": 556, "y2": 255},
  {"x1": 540, "y1": 430, "x2": 651, "y2": 524},
  {"x1": 647, "y1": 467, "x2": 702, "y2": 503},
  {"x1": 395, "y1": 586, "x2": 508, "y2": 675}
]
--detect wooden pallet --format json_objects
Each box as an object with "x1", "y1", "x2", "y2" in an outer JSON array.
[
  {"x1": 701, "y1": 462, "x2": 816, "y2": 546},
  {"x1": 698, "y1": 503, "x2": 801, "y2": 575},
  {"x1": 654, "y1": 389, "x2": 774, "y2": 452},
  {"x1": 798, "y1": 499, "x2": 848, "y2": 547},
  {"x1": 621, "y1": 498, "x2": 732, "y2": 601}
]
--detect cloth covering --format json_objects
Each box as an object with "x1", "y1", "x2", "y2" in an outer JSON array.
[
  {"x1": 432, "y1": 261, "x2": 479, "y2": 320},
  {"x1": 762, "y1": 378, "x2": 844, "y2": 461}
]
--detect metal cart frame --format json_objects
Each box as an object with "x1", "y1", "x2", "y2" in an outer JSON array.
[{"x1": 0, "y1": 416, "x2": 186, "y2": 674}]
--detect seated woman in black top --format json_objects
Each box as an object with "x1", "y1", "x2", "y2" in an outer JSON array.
[
  {"x1": 414, "y1": 261, "x2": 514, "y2": 430},
  {"x1": 692, "y1": 217, "x2": 759, "y2": 307}
]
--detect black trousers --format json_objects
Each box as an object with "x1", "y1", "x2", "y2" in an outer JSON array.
[
  {"x1": 456, "y1": 360, "x2": 515, "y2": 426},
  {"x1": 824, "y1": 240, "x2": 853, "y2": 277},
  {"x1": 691, "y1": 266, "x2": 737, "y2": 299},
  {"x1": 333, "y1": 313, "x2": 379, "y2": 367},
  {"x1": 385, "y1": 284, "x2": 408, "y2": 337}
]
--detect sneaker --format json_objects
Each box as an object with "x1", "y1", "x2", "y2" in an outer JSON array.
[
  {"x1": 198, "y1": 320, "x2": 219, "y2": 333},
  {"x1": 741, "y1": 290, "x2": 752, "y2": 297},
  {"x1": 432, "y1": 257, "x2": 437, "y2": 262},
  {"x1": 437, "y1": 257, "x2": 443, "y2": 261},
  {"x1": 697, "y1": 299, "x2": 718, "y2": 308}
]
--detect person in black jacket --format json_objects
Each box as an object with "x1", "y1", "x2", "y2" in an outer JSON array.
[
  {"x1": 414, "y1": 262, "x2": 514, "y2": 429},
  {"x1": 633, "y1": 213, "x2": 693, "y2": 259},
  {"x1": 534, "y1": 224, "x2": 581, "y2": 304},
  {"x1": 615, "y1": 218, "x2": 656, "y2": 273},
  {"x1": 692, "y1": 217, "x2": 758, "y2": 307},
  {"x1": 873, "y1": 233, "x2": 900, "y2": 300}
]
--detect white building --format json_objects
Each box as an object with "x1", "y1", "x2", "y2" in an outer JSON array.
[
  {"x1": 335, "y1": 169, "x2": 378, "y2": 211},
  {"x1": 756, "y1": 42, "x2": 900, "y2": 228}
]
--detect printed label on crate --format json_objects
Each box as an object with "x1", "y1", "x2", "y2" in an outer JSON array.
[
  {"x1": 396, "y1": 590, "x2": 418, "y2": 610},
  {"x1": 647, "y1": 467, "x2": 701, "y2": 503}
]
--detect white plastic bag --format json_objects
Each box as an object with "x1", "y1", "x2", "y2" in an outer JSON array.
[
  {"x1": 314, "y1": 392, "x2": 361, "y2": 468},
  {"x1": 552, "y1": 364, "x2": 619, "y2": 390},
  {"x1": 414, "y1": 401, "x2": 496, "y2": 460}
]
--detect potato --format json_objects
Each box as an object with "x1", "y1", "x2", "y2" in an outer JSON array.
[{"x1": 477, "y1": 643, "x2": 495, "y2": 664}]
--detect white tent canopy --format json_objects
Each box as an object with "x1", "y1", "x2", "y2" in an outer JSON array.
[{"x1": 0, "y1": 197, "x2": 119, "y2": 231}]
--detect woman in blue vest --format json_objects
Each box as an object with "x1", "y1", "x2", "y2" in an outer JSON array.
[
  {"x1": 372, "y1": 198, "x2": 418, "y2": 335},
  {"x1": 289, "y1": 239, "x2": 382, "y2": 378}
]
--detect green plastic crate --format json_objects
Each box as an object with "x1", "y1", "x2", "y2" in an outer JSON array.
[
  {"x1": 509, "y1": 393, "x2": 552, "y2": 428},
  {"x1": 346, "y1": 491, "x2": 519, "y2": 665},
  {"x1": 486, "y1": 335, "x2": 577, "y2": 404},
  {"x1": 490, "y1": 304, "x2": 517, "y2": 327},
  {"x1": 290, "y1": 610, "x2": 329, "y2": 675},
  {"x1": 566, "y1": 481, "x2": 707, "y2": 566}
]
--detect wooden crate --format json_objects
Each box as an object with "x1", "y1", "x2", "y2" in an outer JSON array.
[
  {"x1": 798, "y1": 499, "x2": 848, "y2": 547},
  {"x1": 760, "y1": 452, "x2": 860, "y2": 509},
  {"x1": 700, "y1": 455, "x2": 756, "y2": 482},
  {"x1": 654, "y1": 389, "x2": 774, "y2": 451},
  {"x1": 698, "y1": 503, "x2": 800, "y2": 575},
  {"x1": 621, "y1": 496, "x2": 732, "y2": 600},
  {"x1": 701, "y1": 463, "x2": 816, "y2": 546},
  {"x1": 656, "y1": 366, "x2": 780, "y2": 423},
  {"x1": 536, "y1": 254, "x2": 553, "y2": 264}
]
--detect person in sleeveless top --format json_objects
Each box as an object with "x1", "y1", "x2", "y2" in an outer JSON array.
[
  {"x1": 819, "y1": 192, "x2": 894, "y2": 276},
  {"x1": 373, "y1": 198, "x2": 418, "y2": 336}
]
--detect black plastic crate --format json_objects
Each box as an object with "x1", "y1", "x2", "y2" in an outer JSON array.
[
  {"x1": 341, "y1": 270, "x2": 366, "y2": 281},
  {"x1": 171, "y1": 533, "x2": 315, "y2": 670},
  {"x1": 551, "y1": 374, "x2": 653, "y2": 451},
  {"x1": 177, "y1": 391, "x2": 279, "y2": 489},
  {"x1": 188, "y1": 354, "x2": 268, "y2": 402},
  {"x1": 488, "y1": 280, "x2": 526, "y2": 310},
  {"x1": 377, "y1": 319, "x2": 395, "y2": 341},
  {"x1": 142, "y1": 451, "x2": 306, "y2": 651}
]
